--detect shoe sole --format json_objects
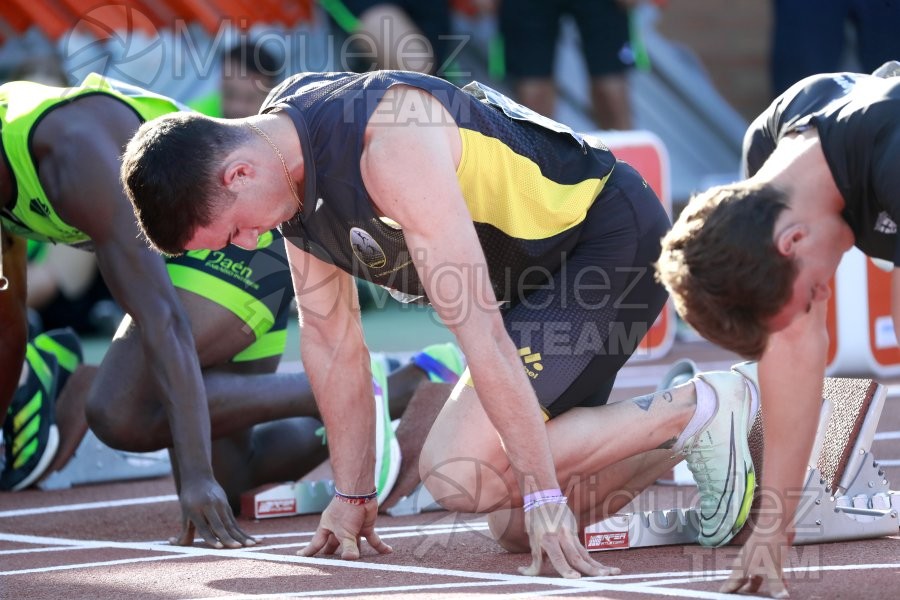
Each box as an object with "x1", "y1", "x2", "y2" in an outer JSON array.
[
  {"x1": 11, "y1": 425, "x2": 60, "y2": 491},
  {"x1": 695, "y1": 373, "x2": 756, "y2": 547}
]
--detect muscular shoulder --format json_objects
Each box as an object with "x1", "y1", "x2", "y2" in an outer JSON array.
[
  {"x1": 32, "y1": 95, "x2": 140, "y2": 158},
  {"x1": 33, "y1": 96, "x2": 141, "y2": 237}
]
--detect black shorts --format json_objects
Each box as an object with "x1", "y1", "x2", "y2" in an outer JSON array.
[
  {"x1": 340, "y1": 0, "x2": 452, "y2": 70},
  {"x1": 499, "y1": 160, "x2": 669, "y2": 419},
  {"x1": 500, "y1": 0, "x2": 632, "y2": 79}
]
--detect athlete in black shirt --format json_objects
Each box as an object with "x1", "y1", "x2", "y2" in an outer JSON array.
[{"x1": 658, "y1": 62, "x2": 900, "y2": 597}]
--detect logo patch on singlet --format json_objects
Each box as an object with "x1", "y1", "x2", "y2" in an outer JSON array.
[
  {"x1": 349, "y1": 227, "x2": 387, "y2": 269},
  {"x1": 874, "y1": 211, "x2": 897, "y2": 235}
]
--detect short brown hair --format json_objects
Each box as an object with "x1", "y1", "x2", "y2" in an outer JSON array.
[
  {"x1": 120, "y1": 112, "x2": 248, "y2": 255},
  {"x1": 656, "y1": 182, "x2": 796, "y2": 359}
]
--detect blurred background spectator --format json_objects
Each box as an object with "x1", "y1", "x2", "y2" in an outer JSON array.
[
  {"x1": 8, "y1": 52, "x2": 70, "y2": 86},
  {"x1": 189, "y1": 38, "x2": 280, "y2": 118},
  {"x1": 322, "y1": 0, "x2": 452, "y2": 75},
  {"x1": 770, "y1": 0, "x2": 900, "y2": 98},
  {"x1": 498, "y1": 0, "x2": 644, "y2": 129}
]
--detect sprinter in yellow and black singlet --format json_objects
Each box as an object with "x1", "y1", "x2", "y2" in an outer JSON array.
[
  {"x1": 265, "y1": 71, "x2": 670, "y2": 419},
  {"x1": 124, "y1": 70, "x2": 740, "y2": 579},
  {"x1": 0, "y1": 74, "x2": 461, "y2": 543}
]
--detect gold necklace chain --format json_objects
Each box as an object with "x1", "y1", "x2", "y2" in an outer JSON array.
[{"x1": 245, "y1": 121, "x2": 303, "y2": 212}]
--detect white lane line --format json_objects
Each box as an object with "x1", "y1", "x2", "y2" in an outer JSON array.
[
  {"x1": 0, "y1": 531, "x2": 767, "y2": 599},
  {"x1": 874, "y1": 430, "x2": 900, "y2": 441},
  {"x1": 513, "y1": 584, "x2": 755, "y2": 600},
  {"x1": 186, "y1": 581, "x2": 527, "y2": 600},
  {"x1": 94, "y1": 520, "x2": 492, "y2": 549},
  {"x1": 2, "y1": 554, "x2": 190, "y2": 576},
  {"x1": 633, "y1": 561, "x2": 900, "y2": 587},
  {"x1": 4, "y1": 529, "x2": 897, "y2": 599},
  {"x1": 0, "y1": 545, "x2": 98, "y2": 556},
  {"x1": 251, "y1": 525, "x2": 492, "y2": 553},
  {"x1": 0, "y1": 494, "x2": 177, "y2": 518}
]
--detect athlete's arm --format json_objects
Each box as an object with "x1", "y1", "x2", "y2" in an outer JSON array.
[
  {"x1": 287, "y1": 240, "x2": 391, "y2": 560},
  {"x1": 37, "y1": 98, "x2": 249, "y2": 548},
  {"x1": 0, "y1": 232, "x2": 28, "y2": 414},
  {"x1": 722, "y1": 303, "x2": 828, "y2": 598},
  {"x1": 361, "y1": 87, "x2": 599, "y2": 578},
  {"x1": 363, "y1": 88, "x2": 558, "y2": 494}
]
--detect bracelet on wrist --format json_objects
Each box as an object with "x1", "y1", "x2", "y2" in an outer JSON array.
[
  {"x1": 523, "y1": 495, "x2": 568, "y2": 512},
  {"x1": 334, "y1": 487, "x2": 378, "y2": 505},
  {"x1": 523, "y1": 488, "x2": 564, "y2": 506},
  {"x1": 523, "y1": 488, "x2": 567, "y2": 513}
]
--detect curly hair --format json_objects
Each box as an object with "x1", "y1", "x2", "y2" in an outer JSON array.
[
  {"x1": 120, "y1": 113, "x2": 248, "y2": 255},
  {"x1": 656, "y1": 182, "x2": 796, "y2": 359}
]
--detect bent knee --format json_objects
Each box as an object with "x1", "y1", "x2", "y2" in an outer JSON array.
[
  {"x1": 85, "y1": 393, "x2": 164, "y2": 452},
  {"x1": 420, "y1": 452, "x2": 515, "y2": 514}
]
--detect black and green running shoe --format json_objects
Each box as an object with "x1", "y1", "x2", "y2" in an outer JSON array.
[
  {"x1": 32, "y1": 328, "x2": 83, "y2": 394},
  {"x1": 1, "y1": 343, "x2": 61, "y2": 491}
]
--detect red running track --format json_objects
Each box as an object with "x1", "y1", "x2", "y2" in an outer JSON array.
[{"x1": 2, "y1": 340, "x2": 898, "y2": 599}]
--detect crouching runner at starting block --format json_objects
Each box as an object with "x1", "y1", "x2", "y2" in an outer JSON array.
[
  {"x1": 122, "y1": 69, "x2": 763, "y2": 577},
  {"x1": 0, "y1": 73, "x2": 462, "y2": 547},
  {"x1": 658, "y1": 62, "x2": 900, "y2": 597}
]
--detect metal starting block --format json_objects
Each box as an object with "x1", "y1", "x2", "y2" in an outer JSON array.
[
  {"x1": 384, "y1": 483, "x2": 441, "y2": 517},
  {"x1": 38, "y1": 430, "x2": 172, "y2": 490},
  {"x1": 585, "y1": 377, "x2": 900, "y2": 551},
  {"x1": 240, "y1": 479, "x2": 442, "y2": 519}
]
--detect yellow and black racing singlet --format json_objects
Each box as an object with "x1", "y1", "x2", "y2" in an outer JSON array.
[
  {"x1": 268, "y1": 71, "x2": 616, "y2": 305},
  {"x1": 0, "y1": 73, "x2": 186, "y2": 244}
]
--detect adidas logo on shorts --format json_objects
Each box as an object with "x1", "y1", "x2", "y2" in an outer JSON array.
[{"x1": 519, "y1": 347, "x2": 543, "y2": 379}]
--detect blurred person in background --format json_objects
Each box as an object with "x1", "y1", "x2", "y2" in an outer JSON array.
[
  {"x1": 190, "y1": 38, "x2": 281, "y2": 119},
  {"x1": 498, "y1": 0, "x2": 650, "y2": 129},
  {"x1": 324, "y1": 0, "x2": 452, "y2": 75},
  {"x1": 771, "y1": 0, "x2": 900, "y2": 98}
]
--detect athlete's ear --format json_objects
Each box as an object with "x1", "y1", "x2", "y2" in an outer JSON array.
[
  {"x1": 223, "y1": 161, "x2": 253, "y2": 192},
  {"x1": 774, "y1": 223, "x2": 808, "y2": 257}
]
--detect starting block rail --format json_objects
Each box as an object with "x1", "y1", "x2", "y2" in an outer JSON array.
[
  {"x1": 585, "y1": 377, "x2": 900, "y2": 551},
  {"x1": 38, "y1": 430, "x2": 172, "y2": 490}
]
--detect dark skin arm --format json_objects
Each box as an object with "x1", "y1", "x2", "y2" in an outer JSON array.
[
  {"x1": 32, "y1": 95, "x2": 252, "y2": 548},
  {"x1": 0, "y1": 231, "x2": 28, "y2": 414}
]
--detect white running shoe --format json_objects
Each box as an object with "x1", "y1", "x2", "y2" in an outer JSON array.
[
  {"x1": 730, "y1": 361, "x2": 760, "y2": 422},
  {"x1": 656, "y1": 358, "x2": 700, "y2": 392},
  {"x1": 683, "y1": 371, "x2": 756, "y2": 547}
]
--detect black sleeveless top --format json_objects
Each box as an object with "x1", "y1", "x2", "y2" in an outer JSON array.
[
  {"x1": 744, "y1": 71, "x2": 900, "y2": 264},
  {"x1": 266, "y1": 70, "x2": 617, "y2": 302}
]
